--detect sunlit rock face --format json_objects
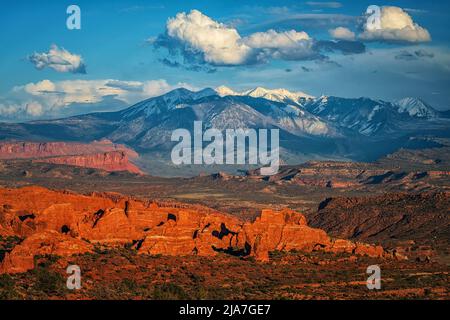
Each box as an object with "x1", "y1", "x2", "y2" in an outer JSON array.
[{"x1": 0, "y1": 186, "x2": 391, "y2": 273}]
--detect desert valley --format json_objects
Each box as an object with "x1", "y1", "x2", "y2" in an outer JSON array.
[{"x1": 0, "y1": 87, "x2": 449, "y2": 300}]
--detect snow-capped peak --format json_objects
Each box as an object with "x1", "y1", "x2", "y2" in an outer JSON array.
[
  {"x1": 214, "y1": 86, "x2": 315, "y2": 105},
  {"x1": 394, "y1": 97, "x2": 438, "y2": 119},
  {"x1": 215, "y1": 86, "x2": 237, "y2": 97}
]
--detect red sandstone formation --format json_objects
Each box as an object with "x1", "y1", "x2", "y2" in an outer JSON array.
[
  {"x1": 236, "y1": 209, "x2": 330, "y2": 261},
  {"x1": 32, "y1": 151, "x2": 143, "y2": 174},
  {"x1": 0, "y1": 140, "x2": 142, "y2": 174},
  {"x1": 0, "y1": 186, "x2": 391, "y2": 273},
  {"x1": 0, "y1": 230, "x2": 92, "y2": 274},
  {"x1": 0, "y1": 139, "x2": 138, "y2": 159}
]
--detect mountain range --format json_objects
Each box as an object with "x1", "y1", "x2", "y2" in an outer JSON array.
[{"x1": 0, "y1": 86, "x2": 448, "y2": 176}]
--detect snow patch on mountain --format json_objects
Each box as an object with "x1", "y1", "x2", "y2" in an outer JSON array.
[
  {"x1": 394, "y1": 97, "x2": 438, "y2": 119},
  {"x1": 215, "y1": 86, "x2": 314, "y2": 105},
  {"x1": 121, "y1": 88, "x2": 216, "y2": 119}
]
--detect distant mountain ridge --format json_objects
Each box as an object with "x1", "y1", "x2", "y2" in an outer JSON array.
[
  {"x1": 216, "y1": 87, "x2": 446, "y2": 136},
  {"x1": 0, "y1": 86, "x2": 448, "y2": 175}
]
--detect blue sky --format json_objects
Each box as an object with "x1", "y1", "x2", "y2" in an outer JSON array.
[{"x1": 1, "y1": 0, "x2": 450, "y2": 121}]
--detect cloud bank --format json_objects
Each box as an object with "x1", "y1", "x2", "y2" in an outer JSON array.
[
  {"x1": 154, "y1": 10, "x2": 359, "y2": 67},
  {"x1": 0, "y1": 79, "x2": 194, "y2": 121},
  {"x1": 28, "y1": 45, "x2": 87, "y2": 74}
]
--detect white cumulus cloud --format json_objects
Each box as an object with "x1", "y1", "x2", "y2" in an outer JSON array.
[
  {"x1": 244, "y1": 29, "x2": 310, "y2": 48},
  {"x1": 166, "y1": 9, "x2": 252, "y2": 65},
  {"x1": 157, "y1": 10, "x2": 317, "y2": 66},
  {"x1": 359, "y1": 6, "x2": 431, "y2": 43},
  {"x1": 243, "y1": 29, "x2": 316, "y2": 62},
  {"x1": 329, "y1": 27, "x2": 355, "y2": 41},
  {"x1": 28, "y1": 44, "x2": 87, "y2": 74},
  {"x1": 25, "y1": 101, "x2": 44, "y2": 116}
]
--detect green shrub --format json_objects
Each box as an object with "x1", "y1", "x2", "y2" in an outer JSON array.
[
  {"x1": 0, "y1": 236, "x2": 22, "y2": 262},
  {"x1": 0, "y1": 274, "x2": 19, "y2": 300},
  {"x1": 33, "y1": 267, "x2": 65, "y2": 296},
  {"x1": 153, "y1": 283, "x2": 189, "y2": 300},
  {"x1": 120, "y1": 278, "x2": 139, "y2": 292}
]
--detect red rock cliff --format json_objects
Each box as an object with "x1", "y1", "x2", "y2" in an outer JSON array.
[
  {"x1": 0, "y1": 140, "x2": 142, "y2": 174},
  {"x1": 32, "y1": 151, "x2": 143, "y2": 174},
  {"x1": 0, "y1": 139, "x2": 138, "y2": 159},
  {"x1": 0, "y1": 186, "x2": 391, "y2": 273}
]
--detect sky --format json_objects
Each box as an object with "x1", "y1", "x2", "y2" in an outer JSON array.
[{"x1": 1, "y1": 0, "x2": 450, "y2": 121}]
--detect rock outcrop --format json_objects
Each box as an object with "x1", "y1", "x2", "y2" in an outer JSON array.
[
  {"x1": 0, "y1": 186, "x2": 391, "y2": 273},
  {"x1": 310, "y1": 192, "x2": 450, "y2": 245},
  {"x1": 236, "y1": 209, "x2": 330, "y2": 261},
  {"x1": 309, "y1": 192, "x2": 450, "y2": 261},
  {"x1": 244, "y1": 161, "x2": 450, "y2": 190},
  {"x1": 0, "y1": 139, "x2": 138, "y2": 159},
  {"x1": 0, "y1": 230, "x2": 92, "y2": 274},
  {"x1": 0, "y1": 140, "x2": 142, "y2": 174},
  {"x1": 33, "y1": 151, "x2": 142, "y2": 174}
]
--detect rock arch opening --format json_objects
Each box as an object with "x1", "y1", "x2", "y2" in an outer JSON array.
[{"x1": 61, "y1": 225, "x2": 70, "y2": 234}]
